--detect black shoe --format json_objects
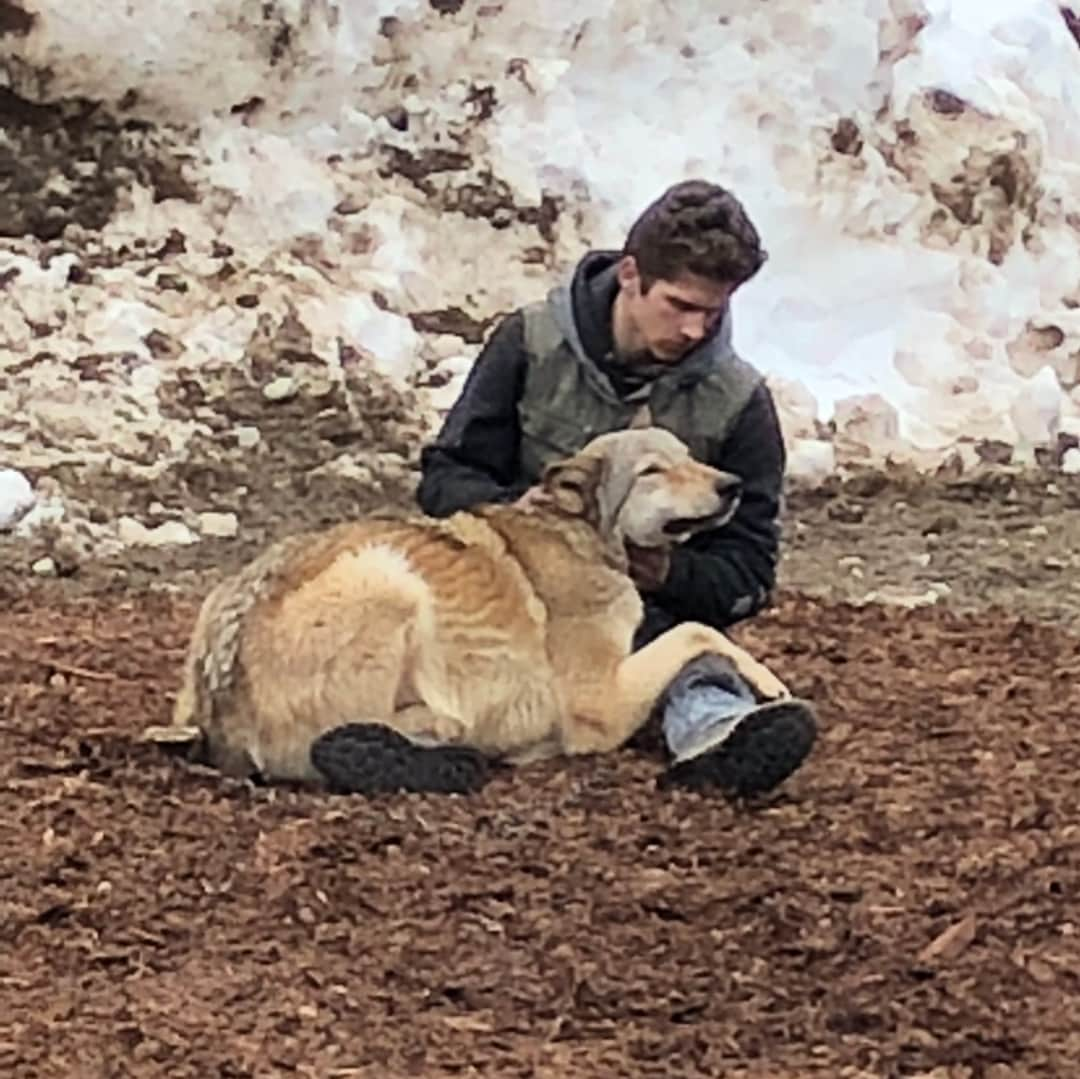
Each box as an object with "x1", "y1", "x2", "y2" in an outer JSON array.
[
  {"x1": 659, "y1": 699, "x2": 817, "y2": 798},
  {"x1": 310, "y1": 722, "x2": 492, "y2": 795}
]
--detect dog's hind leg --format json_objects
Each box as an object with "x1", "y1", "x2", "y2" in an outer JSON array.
[{"x1": 309, "y1": 721, "x2": 493, "y2": 795}]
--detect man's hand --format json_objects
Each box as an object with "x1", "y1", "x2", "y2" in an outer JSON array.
[
  {"x1": 514, "y1": 485, "x2": 553, "y2": 510},
  {"x1": 625, "y1": 542, "x2": 671, "y2": 592}
]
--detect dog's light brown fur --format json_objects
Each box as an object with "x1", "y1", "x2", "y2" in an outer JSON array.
[{"x1": 165, "y1": 427, "x2": 789, "y2": 782}]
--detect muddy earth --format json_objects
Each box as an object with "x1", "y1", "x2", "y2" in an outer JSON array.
[{"x1": 4, "y1": 411, "x2": 1080, "y2": 1078}]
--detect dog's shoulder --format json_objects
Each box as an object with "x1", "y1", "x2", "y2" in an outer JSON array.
[
  {"x1": 472, "y1": 504, "x2": 632, "y2": 610},
  {"x1": 473, "y1": 503, "x2": 603, "y2": 560}
]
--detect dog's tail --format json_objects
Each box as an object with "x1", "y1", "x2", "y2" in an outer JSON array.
[{"x1": 173, "y1": 532, "x2": 312, "y2": 737}]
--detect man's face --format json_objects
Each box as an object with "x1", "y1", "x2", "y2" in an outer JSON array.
[{"x1": 616, "y1": 256, "x2": 736, "y2": 363}]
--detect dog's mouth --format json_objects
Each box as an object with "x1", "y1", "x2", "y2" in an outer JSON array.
[{"x1": 662, "y1": 511, "x2": 728, "y2": 536}]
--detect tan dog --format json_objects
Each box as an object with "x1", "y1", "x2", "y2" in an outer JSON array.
[{"x1": 148, "y1": 427, "x2": 789, "y2": 790}]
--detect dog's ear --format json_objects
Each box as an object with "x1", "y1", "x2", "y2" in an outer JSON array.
[{"x1": 541, "y1": 453, "x2": 607, "y2": 526}]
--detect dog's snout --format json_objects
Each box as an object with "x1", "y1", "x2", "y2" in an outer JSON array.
[{"x1": 715, "y1": 474, "x2": 742, "y2": 497}]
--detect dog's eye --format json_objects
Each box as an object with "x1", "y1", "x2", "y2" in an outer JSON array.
[{"x1": 638, "y1": 464, "x2": 664, "y2": 477}]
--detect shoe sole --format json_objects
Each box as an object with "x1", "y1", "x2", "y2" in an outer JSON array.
[
  {"x1": 310, "y1": 722, "x2": 492, "y2": 795},
  {"x1": 659, "y1": 700, "x2": 817, "y2": 798}
]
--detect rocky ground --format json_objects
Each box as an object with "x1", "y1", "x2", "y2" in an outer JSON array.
[
  {"x1": 3, "y1": 426, "x2": 1080, "y2": 1078},
  {"x1": 8, "y1": 423, "x2": 1080, "y2": 627}
]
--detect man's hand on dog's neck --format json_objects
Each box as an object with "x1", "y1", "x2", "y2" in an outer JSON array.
[{"x1": 625, "y1": 542, "x2": 671, "y2": 592}]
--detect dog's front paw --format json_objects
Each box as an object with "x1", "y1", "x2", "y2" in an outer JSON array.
[{"x1": 740, "y1": 663, "x2": 791, "y2": 702}]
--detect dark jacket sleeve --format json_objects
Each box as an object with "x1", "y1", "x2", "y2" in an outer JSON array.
[
  {"x1": 649, "y1": 381, "x2": 785, "y2": 631},
  {"x1": 415, "y1": 312, "x2": 531, "y2": 518}
]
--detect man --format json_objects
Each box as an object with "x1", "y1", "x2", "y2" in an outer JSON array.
[{"x1": 416, "y1": 179, "x2": 816, "y2": 798}]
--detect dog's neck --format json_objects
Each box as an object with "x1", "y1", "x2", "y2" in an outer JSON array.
[
  {"x1": 600, "y1": 527, "x2": 630, "y2": 574},
  {"x1": 534, "y1": 499, "x2": 629, "y2": 569}
]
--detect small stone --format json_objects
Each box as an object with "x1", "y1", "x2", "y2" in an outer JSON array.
[
  {"x1": 922, "y1": 513, "x2": 958, "y2": 534},
  {"x1": 118, "y1": 516, "x2": 198, "y2": 547},
  {"x1": 235, "y1": 425, "x2": 261, "y2": 449},
  {"x1": 827, "y1": 499, "x2": 865, "y2": 523},
  {"x1": 31, "y1": 556, "x2": 57, "y2": 576},
  {"x1": 198, "y1": 511, "x2": 239, "y2": 538},
  {"x1": 263, "y1": 377, "x2": 299, "y2": 402},
  {"x1": 859, "y1": 585, "x2": 941, "y2": 609}
]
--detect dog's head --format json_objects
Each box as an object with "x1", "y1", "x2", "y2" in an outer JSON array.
[{"x1": 540, "y1": 427, "x2": 742, "y2": 547}]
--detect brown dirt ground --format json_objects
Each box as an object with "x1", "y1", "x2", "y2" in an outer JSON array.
[
  {"x1": 781, "y1": 466, "x2": 1080, "y2": 630},
  {"x1": 6, "y1": 449, "x2": 1080, "y2": 1079},
  {"x1": 3, "y1": 54, "x2": 1078, "y2": 1074},
  {"x1": 4, "y1": 457, "x2": 1080, "y2": 1077}
]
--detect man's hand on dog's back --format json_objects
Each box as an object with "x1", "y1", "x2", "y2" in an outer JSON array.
[{"x1": 514, "y1": 486, "x2": 554, "y2": 510}]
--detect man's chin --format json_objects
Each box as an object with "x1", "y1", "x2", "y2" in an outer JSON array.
[{"x1": 651, "y1": 343, "x2": 692, "y2": 362}]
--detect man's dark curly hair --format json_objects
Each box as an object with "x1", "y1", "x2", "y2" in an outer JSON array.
[{"x1": 623, "y1": 179, "x2": 767, "y2": 290}]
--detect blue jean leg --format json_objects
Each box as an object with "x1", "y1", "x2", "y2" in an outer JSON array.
[
  {"x1": 655, "y1": 652, "x2": 760, "y2": 762},
  {"x1": 633, "y1": 602, "x2": 764, "y2": 760}
]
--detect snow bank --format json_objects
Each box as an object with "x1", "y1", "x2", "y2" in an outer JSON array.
[{"x1": 4, "y1": 0, "x2": 1080, "y2": 478}]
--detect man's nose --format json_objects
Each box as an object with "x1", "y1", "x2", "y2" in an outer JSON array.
[{"x1": 682, "y1": 312, "x2": 709, "y2": 340}]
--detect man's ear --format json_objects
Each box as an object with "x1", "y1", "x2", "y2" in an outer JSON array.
[
  {"x1": 616, "y1": 255, "x2": 640, "y2": 294},
  {"x1": 541, "y1": 453, "x2": 607, "y2": 526}
]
